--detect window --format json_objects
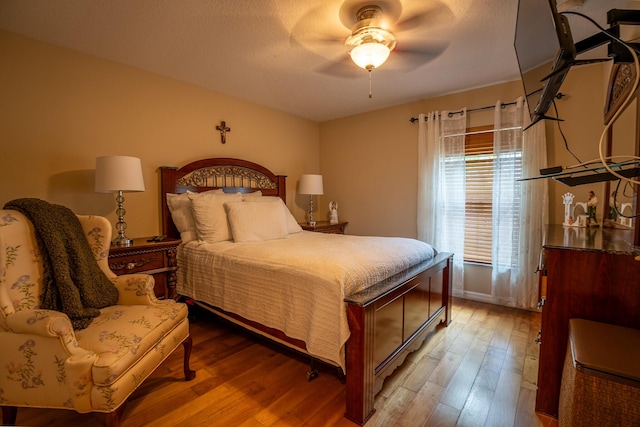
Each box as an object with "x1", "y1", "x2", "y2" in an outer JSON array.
[{"x1": 461, "y1": 126, "x2": 522, "y2": 264}]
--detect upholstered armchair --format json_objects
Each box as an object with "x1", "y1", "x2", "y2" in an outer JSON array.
[{"x1": 0, "y1": 209, "x2": 195, "y2": 426}]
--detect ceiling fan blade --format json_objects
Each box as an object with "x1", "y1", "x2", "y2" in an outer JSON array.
[
  {"x1": 395, "y1": 41, "x2": 448, "y2": 56},
  {"x1": 290, "y1": 2, "x2": 349, "y2": 49},
  {"x1": 394, "y1": 12, "x2": 429, "y2": 32},
  {"x1": 394, "y1": 1, "x2": 455, "y2": 33},
  {"x1": 290, "y1": 34, "x2": 344, "y2": 50},
  {"x1": 315, "y1": 56, "x2": 363, "y2": 78},
  {"x1": 388, "y1": 41, "x2": 449, "y2": 71}
]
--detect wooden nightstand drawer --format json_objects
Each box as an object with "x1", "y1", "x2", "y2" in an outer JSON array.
[
  {"x1": 109, "y1": 251, "x2": 165, "y2": 275},
  {"x1": 300, "y1": 221, "x2": 348, "y2": 234},
  {"x1": 109, "y1": 237, "x2": 181, "y2": 300}
]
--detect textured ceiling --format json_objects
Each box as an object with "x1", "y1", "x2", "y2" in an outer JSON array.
[{"x1": 0, "y1": 0, "x2": 634, "y2": 122}]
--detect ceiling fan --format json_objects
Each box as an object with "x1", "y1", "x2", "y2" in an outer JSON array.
[{"x1": 290, "y1": 0, "x2": 451, "y2": 84}]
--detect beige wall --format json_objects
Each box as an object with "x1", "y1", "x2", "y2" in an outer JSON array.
[
  {"x1": 320, "y1": 81, "x2": 524, "y2": 237},
  {"x1": 545, "y1": 63, "x2": 610, "y2": 225},
  {"x1": 319, "y1": 101, "x2": 425, "y2": 237},
  {"x1": 0, "y1": 31, "x2": 320, "y2": 237},
  {"x1": 1, "y1": 31, "x2": 618, "y2": 254},
  {"x1": 319, "y1": 63, "x2": 612, "y2": 237}
]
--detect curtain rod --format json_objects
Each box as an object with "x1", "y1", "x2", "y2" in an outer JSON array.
[{"x1": 409, "y1": 101, "x2": 518, "y2": 123}]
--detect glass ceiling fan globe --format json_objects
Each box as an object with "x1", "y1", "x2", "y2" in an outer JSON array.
[{"x1": 349, "y1": 42, "x2": 391, "y2": 69}]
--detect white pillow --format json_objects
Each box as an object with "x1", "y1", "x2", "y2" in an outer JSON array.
[
  {"x1": 242, "y1": 190, "x2": 262, "y2": 199},
  {"x1": 189, "y1": 192, "x2": 242, "y2": 243},
  {"x1": 225, "y1": 200, "x2": 288, "y2": 242},
  {"x1": 243, "y1": 196, "x2": 302, "y2": 234},
  {"x1": 166, "y1": 190, "x2": 224, "y2": 243}
]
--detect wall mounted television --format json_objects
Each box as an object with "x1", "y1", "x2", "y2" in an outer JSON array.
[{"x1": 514, "y1": 0, "x2": 577, "y2": 128}]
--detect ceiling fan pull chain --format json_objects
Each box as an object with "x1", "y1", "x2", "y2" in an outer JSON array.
[{"x1": 368, "y1": 69, "x2": 373, "y2": 98}]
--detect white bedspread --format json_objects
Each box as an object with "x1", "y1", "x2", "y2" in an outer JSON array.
[{"x1": 176, "y1": 231, "x2": 435, "y2": 370}]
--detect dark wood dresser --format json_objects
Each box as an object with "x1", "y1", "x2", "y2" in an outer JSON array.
[
  {"x1": 108, "y1": 237, "x2": 181, "y2": 300},
  {"x1": 536, "y1": 225, "x2": 640, "y2": 418}
]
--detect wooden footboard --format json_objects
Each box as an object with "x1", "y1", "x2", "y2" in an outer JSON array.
[{"x1": 344, "y1": 252, "x2": 453, "y2": 425}]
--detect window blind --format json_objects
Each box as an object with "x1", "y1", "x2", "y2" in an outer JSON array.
[{"x1": 465, "y1": 128, "x2": 493, "y2": 263}]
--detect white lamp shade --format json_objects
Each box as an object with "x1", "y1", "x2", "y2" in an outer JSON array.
[
  {"x1": 299, "y1": 174, "x2": 324, "y2": 195},
  {"x1": 350, "y1": 42, "x2": 390, "y2": 69},
  {"x1": 95, "y1": 156, "x2": 145, "y2": 193}
]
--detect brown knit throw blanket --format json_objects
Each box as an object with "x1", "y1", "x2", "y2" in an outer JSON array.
[{"x1": 4, "y1": 198, "x2": 119, "y2": 329}]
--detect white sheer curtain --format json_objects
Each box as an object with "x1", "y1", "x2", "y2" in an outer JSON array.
[
  {"x1": 491, "y1": 97, "x2": 548, "y2": 308},
  {"x1": 418, "y1": 110, "x2": 467, "y2": 295}
]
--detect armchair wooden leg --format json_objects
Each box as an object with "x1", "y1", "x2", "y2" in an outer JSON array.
[
  {"x1": 104, "y1": 405, "x2": 125, "y2": 427},
  {"x1": 1, "y1": 406, "x2": 17, "y2": 425},
  {"x1": 182, "y1": 334, "x2": 196, "y2": 381}
]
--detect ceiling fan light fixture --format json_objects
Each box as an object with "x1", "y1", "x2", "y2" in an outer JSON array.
[
  {"x1": 345, "y1": 6, "x2": 396, "y2": 71},
  {"x1": 349, "y1": 42, "x2": 391, "y2": 70},
  {"x1": 346, "y1": 26, "x2": 396, "y2": 70}
]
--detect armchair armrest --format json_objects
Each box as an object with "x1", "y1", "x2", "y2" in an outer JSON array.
[
  {"x1": 111, "y1": 274, "x2": 160, "y2": 305},
  {"x1": 5, "y1": 309, "x2": 92, "y2": 358},
  {"x1": 2, "y1": 309, "x2": 97, "y2": 412},
  {"x1": 7, "y1": 308, "x2": 74, "y2": 337}
]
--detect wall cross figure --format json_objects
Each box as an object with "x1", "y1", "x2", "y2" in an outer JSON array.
[{"x1": 216, "y1": 121, "x2": 231, "y2": 144}]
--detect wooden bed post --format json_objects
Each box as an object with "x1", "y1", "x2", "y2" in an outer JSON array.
[
  {"x1": 345, "y1": 304, "x2": 376, "y2": 425},
  {"x1": 159, "y1": 166, "x2": 180, "y2": 239},
  {"x1": 443, "y1": 255, "x2": 453, "y2": 326}
]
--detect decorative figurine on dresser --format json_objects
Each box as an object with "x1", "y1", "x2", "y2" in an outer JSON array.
[
  {"x1": 561, "y1": 192, "x2": 598, "y2": 227},
  {"x1": 619, "y1": 202, "x2": 634, "y2": 227},
  {"x1": 609, "y1": 191, "x2": 619, "y2": 222},
  {"x1": 586, "y1": 190, "x2": 598, "y2": 226},
  {"x1": 607, "y1": 191, "x2": 635, "y2": 228},
  {"x1": 329, "y1": 200, "x2": 339, "y2": 224}
]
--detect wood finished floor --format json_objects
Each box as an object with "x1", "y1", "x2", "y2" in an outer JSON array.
[{"x1": 9, "y1": 298, "x2": 559, "y2": 427}]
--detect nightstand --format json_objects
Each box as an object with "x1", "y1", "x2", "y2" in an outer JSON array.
[
  {"x1": 108, "y1": 237, "x2": 181, "y2": 300},
  {"x1": 300, "y1": 221, "x2": 348, "y2": 234}
]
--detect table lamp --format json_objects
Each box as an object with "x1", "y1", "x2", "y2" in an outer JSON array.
[
  {"x1": 95, "y1": 156, "x2": 145, "y2": 246},
  {"x1": 299, "y1": 174, "x2": 323, "y2": 226}
]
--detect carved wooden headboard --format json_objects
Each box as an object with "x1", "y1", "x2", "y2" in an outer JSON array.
[{"x1": 159, "y1": 158, "x2": 287, "y2": 239}]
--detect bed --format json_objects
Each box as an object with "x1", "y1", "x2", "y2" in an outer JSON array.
[{"x1": 159, "y1": 157, "x2": 453, "y2": 425}]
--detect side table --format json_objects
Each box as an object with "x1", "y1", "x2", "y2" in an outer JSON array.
[{"x1": 300, "y1": 221, "x2": 348, "y2": 234}]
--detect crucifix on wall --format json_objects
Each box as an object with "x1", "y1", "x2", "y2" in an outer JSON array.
[{"x1": 216, "y1": 121, "x2": 231, "y2": 144}]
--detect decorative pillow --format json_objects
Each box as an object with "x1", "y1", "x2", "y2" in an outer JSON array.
[
  {"x1": 242, "y1": 196, "x2": 302, "y2": 234},
  {"x1": 166, "y1": 193, "x2": 196, "y2": 242},
  {"x1": 166, "y1": 190, "x2": 224, "y2": 243},
  {"x1": 224, "y1": 200, "x2": 288, "y2": 242},
  {"x1": 189, "y1": 192, "x2": 242, "y2": 243}
]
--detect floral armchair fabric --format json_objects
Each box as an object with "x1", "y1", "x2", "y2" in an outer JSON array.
[{"x1": 0, "y1": 210, "x2": 195, "y2": 426}]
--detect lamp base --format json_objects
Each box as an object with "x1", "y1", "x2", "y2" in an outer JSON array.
[
  {"x1": 112, "y1": 237, "x2": 133, "y2": 247},
  {"x1": 307, "y1": 195, "x2": 316, "y2": 227},
  {"x1": 112, "y1": 190, "x2": 134, "y2": 247}
]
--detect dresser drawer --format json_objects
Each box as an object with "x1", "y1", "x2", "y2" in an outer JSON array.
[{"x1": 109, "y1": 250, "x2": 165, "y2": 275}]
